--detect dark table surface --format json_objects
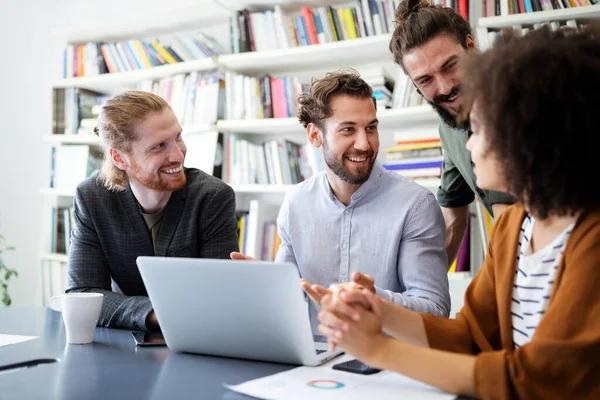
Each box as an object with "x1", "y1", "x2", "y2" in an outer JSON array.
[{"x1": 0, "y1": 306, "x2": 294, "y2": 400}]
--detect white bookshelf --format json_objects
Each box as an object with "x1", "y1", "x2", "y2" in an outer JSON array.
[
  {"x1": 51, "y1": 34, "x2": 393, "y2": 92},
  {"x1": 41, "y1": 184, "x2": 298, "y2": 197},
  {"x1": 43, "y1": 2, "x2": 446, "y2": 287},
  {"x1": 217, "y1": 105, "x2": 437, "y2": 135},
  {"x1": 54, "y1": 58, "x2": 218, "y2": 93},
  {"x1": 479, "y1": 4, "x2": 600, "y2": 29},
  {"x1": 40, "y1": 188, "x2": 76, "y2": 197},
  {"x1": 219, "y1": 34, "x2": 393, "y2": 74},
  {"x1": 45, "y1": 124, "x2": 216, "y2": 145},
  {"x1": 44, "y1": 134, "x2": 102, "y2": 145},
  {"x1": 41, "y1": 253, "x2": 68, "y2": 263},
  {"x1": 230, "y1": 184, "x2": 294, "y2": 194},
  {"x1": 218, "y1": 117, "x2": 301, "y2": 135}
]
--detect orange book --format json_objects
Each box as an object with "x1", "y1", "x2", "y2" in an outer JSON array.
[
  {"x1": 301, "y1": 7, "x2": 319, "y2": 45},
  {"x1": 100, "y1": 44, "x2": 117, "y2": 73},
  {"x1": 273, "y1": 229, "x2": 282, "y2": 260},
  {"x1": 384, "y1": 142, "x2": 443, "y2": 152},
  {"x1": 77, "y1": 45, "x2": 85, "y2": 77},
  {"x1": 395, "y1": 138, "x2": 442, "y2": 146}
]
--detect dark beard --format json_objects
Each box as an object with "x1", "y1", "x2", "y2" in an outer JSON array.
[
  {"x1": 429, "y1": 86, "x2": 470, "y2": 130},
  {"x1": 322, "y1": 141, "x2": 376, "y2": 185}
]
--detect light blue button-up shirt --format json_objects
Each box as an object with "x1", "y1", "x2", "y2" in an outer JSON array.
[{"x1": 276, "y1": 162, "x2": 450, "y2": 330}]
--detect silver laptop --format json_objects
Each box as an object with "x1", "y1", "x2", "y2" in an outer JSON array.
[{"x1": 136, "y1": 256, "x2": 342, "y2": 366}]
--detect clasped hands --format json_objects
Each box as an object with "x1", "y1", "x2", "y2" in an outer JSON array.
[{"x1": 230, "y1": 251, "x2": 388, "y2": 365}]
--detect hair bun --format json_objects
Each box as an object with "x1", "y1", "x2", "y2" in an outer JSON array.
[{"x1": 397, "y1": 0, "x2": 426, "y2": 22}]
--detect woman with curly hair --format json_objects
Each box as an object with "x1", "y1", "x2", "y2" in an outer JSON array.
[{"x1": 312, "y1": 27, "x2": 600, "y2": 399}]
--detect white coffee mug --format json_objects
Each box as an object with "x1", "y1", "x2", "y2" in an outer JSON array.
[{"x1": 50, "y1": 293, "x2": 104, "y2": 344}]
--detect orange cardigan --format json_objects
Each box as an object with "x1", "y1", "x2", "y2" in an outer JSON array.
[{"x1": 422, "y1": 206, "x2": 600, "y2": 399}]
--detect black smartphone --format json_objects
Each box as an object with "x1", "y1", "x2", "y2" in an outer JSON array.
[
  {"x1": 131, "y1": 331, "x2": 166, "y2": 347},
  {"x1": 332, "y1": 359, "x2": 381, "y2": 375}
]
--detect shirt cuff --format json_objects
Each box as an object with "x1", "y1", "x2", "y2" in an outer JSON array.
[{"x1": 374, "y1": 286, "x2": 395, "y2": 303}]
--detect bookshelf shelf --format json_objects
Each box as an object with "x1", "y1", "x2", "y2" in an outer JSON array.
[
  {"x1": 218, "y1": 117, "x2": 300, "y2": 135},
  {"x1": 219, "y1": 34, "x2": 393, "y2": 74},
  {"x1": 44, "y1": 124, "x2": 216, "y2": 146},
  {"x1": 44, "y1": 135, "x2": 102, "y2": 145},
  {"x1": 40, "y1": 184, "x2": 295, "y2": 197},
  {"x1": 377, "y1": 106, "x2": 437, "y2": 129},
  {"x1": 53, "y1": 58, "x2": 218, "y2": 92},
  {"x1": 413, "y1": 177, "x2": 441, "y2": 189},
  {"x1": 478, "y1": 4, "x2": 600, "y2": 28},
  {"x1": 40, "y1": 188, "x2": 76, "y2": 197},
  {"x1": 41, "y1": 253, "x2": 68, "y2": 263},
  {"x1": 217, "y1": 105, "x2": 438, "y2": 135},
  {"x1": 230, "y1": 184, "x2": 294, "y2": 194}
]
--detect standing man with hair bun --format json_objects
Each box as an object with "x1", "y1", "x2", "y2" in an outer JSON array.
[{"x1": 390, "y1": 0, "x2": 514, "y2": 266}]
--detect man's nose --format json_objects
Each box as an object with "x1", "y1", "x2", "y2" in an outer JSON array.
[
  {"x1": 436, "y1": 76, "x2": 454, "y2": 96},
  {"x1": 354, "y1": 130, "x2": 370, "y2": 151}
]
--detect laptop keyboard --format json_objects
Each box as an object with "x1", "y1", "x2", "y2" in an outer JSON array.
[{"x1": 316, "y1": 349, "x2": 326, "y2": 355}]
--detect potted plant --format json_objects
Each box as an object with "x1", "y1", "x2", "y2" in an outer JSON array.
[{"x1": 0, "y1": 234, "x2": 18, "y2": 306}]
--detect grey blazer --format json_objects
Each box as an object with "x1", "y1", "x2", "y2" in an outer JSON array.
[{"x1": 66, "y1": 168, "x2": 239, "y2": 331}]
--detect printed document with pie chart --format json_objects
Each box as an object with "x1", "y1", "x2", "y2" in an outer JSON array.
[{"x1": 224, "y1": 355, "x2": 454, "y2": 399}]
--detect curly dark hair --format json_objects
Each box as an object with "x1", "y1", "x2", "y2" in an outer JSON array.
[
  {"x1": 461, "y1": 27, "x2": 600, "y2": 218},
  {"x1": 297, "y1": 69, "x2": 375, "y2": 132},
  {"x1": 390, "y1": 0, "x2": 472, "y2": 69}
]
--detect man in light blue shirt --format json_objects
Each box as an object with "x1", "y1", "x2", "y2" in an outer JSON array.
[{"x1": 233, "y1": 70, "x2": 449, "y2": 327}]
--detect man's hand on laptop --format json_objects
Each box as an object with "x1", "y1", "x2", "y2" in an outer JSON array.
[
  {"x1": 300, "y1": 272, "x2": 375, "y2": 306},
  {"x1": 230, "y1": 252, "x2": 256, "y2": 261}
]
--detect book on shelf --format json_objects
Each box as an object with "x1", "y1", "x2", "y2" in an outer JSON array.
[
  {"x1": 63, "y1": 31, "x2": 224, "y2": 78},
  {"x1": 482, "y1": 19, "x2": 587, "y2": 50},
  {"x1": 382, "y1": 138, "x2": 443, "y2": 179},
  {"x1": 224, "y1": 72, "x2": 306, "y2": 120},
  {"x1": 50, "y1": 206, "x2": 74, "y2": 255},
  {"x1": 229, "y1": 0, "x2": 403, "y2": 54},
  {"x1": 481, "y1": 0, "x2": 597, "y2": 17},
  {"x1": 226, "y1": 136, "x2": 324, "y2": 186},
  {"x1": 393, "y1": 129, "x2": 440, "y2": 143},
  {"x1": 53, "y1": 88, "x2": 110, "y2": 135},
  {"x1": 137, "y1": 72, "x2": 225, "y2": 125},
  {"x1": 391, "y1": 65, "x2": 425, "y2": 109}
]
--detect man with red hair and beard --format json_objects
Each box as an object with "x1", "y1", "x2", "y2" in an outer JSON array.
[
  {"x1": 66, "y1": 91, "x2": 238, "y2": 332},
  {"x1": 232, "y1": 70, "x2": 450, "y2": 331}
]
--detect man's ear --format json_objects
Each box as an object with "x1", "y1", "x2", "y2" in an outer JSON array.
[
  {"x1": 109, "y1": 148, "x2": 128, "y2": 171},
  {"x1": 307, "y1": 123, "x2": 323, "y2": 148},
  {"x1": 466, "y1": 34, "x2": 477, "y2": 51}
]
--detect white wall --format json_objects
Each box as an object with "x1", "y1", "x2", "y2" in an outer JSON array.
[
  {"x1": 0, "y1": 4, "x2": 63, "y2": 306},
  {"x1": 0, "y1": 0, "x2": 230, "y2": 307}
]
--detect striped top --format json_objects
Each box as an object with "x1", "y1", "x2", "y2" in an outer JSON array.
[{"x1": 511, "y1": 215, "x2": 574, "y2": 348}]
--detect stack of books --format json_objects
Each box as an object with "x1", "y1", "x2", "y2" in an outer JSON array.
[{"x1": 382, "y1": 136, "x2": 442, "y2": 179}]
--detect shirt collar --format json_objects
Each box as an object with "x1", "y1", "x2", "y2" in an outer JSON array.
[{"x1": 320, "y1": 161, "x2": 384, "y2": 208}]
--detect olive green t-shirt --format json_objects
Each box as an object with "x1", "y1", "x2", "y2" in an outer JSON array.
[
  {"x1": 437, "y1": 123, "x2": 514, "y2": 215},
  {"x1": 140, "y1": 210, "x2": 164, "y2": 250}
]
